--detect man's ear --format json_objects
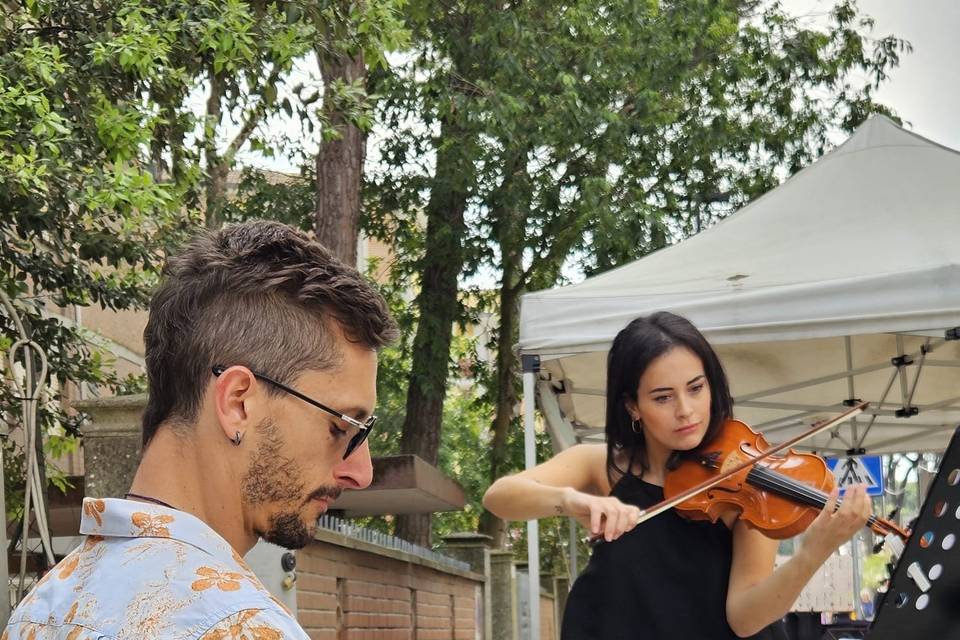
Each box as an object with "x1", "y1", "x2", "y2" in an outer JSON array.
[{"x1": 211, "y1": 366, "x2": 259, "y2": 443}]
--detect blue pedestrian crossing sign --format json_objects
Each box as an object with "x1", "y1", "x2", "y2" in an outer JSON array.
[{"x1": 825, "y1": 455, "x2": 885, "y2": 497}]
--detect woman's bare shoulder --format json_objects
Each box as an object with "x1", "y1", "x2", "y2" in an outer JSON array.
[{"x1": 562, "y1": 443, "x2": 612, "y2": 494}]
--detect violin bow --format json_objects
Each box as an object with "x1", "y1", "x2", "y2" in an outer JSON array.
[{"x1": 632, "y1": 402, "x2": 868, "y2": 527}]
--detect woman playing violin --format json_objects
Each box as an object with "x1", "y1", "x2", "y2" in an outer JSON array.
[{"x1": 482, "y1": 312, "x2": 872, "y2": 639}]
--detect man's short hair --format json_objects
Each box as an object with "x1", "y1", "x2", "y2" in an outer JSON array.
[{"x1": 141, "y1": 220, "x2": 398, "y2": 446}]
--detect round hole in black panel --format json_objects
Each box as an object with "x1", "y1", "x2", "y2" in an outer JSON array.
[
  {"x1": 920, "y1": 531, "x2": 936, "y2": 548},
  {"x1": 949, "y1": 469, "x2": 960, "y2": 486},
  {"x1": 916, "y1": 593, "x2": 930, "y2": 610},
  {"x1": 895, "y1": 592, "x2": 909, "y2": 608},
  {"x1": 935, "y1": 500, "x2": 949, "y2": 517},
  {"x1": 942, "y1": 533, "x2": 956, "y2": 550},
  {"x1": 929, "y1": 564, "x2": 943, "y2": 581}
]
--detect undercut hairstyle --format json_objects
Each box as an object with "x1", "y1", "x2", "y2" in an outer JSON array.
[
  {"x1": 604, "y1": 311, "x2": 733, "y2": 485},
  {"x1": 141, "y1": 220, "x2": 398, "y2": 446}
]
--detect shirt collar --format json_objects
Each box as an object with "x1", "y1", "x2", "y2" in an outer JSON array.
[{"x1": 80, "y1": 497, "x2": 242, "y2": 567}]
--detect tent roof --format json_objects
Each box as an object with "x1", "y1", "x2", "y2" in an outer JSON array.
[{"x1": 519, "y1": 115, "x2": 960, "y2": 355}]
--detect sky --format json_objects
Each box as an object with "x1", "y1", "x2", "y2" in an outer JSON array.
[{"x1": 783, "y1": 0, "x2": 960, "y2": 150}]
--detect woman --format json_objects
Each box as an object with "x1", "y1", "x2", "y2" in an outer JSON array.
[{"x1": 483, "y1": 312, "x2": 871, "y2": 639}]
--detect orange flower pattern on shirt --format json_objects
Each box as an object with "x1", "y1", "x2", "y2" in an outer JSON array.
[
  {"x1": 3, "y1": 498, "x2": 308, "y2": 639},
  {"x1": 200, "y1": 610, "x2": 284, "y2": 640},
  {"x1": 56, "y1": 554, "x2": 79, "y2": 581},
  {"x1": 131, "y1": 511, "x2": 175, "y2": 537},
  {"x1": 82, "y1": 499, "x2": 105, "y2": 527},
  {"x1": 192, "y1": 566, "x2": 244, "y2": 592}
]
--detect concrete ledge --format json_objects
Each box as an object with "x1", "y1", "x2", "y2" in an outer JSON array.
[
  {"x1": 330, "y1": 454, "x2": 465, "y2": 516},
  {"x1": 72, "y1": 394, "x2": 147, "y2": 438}
]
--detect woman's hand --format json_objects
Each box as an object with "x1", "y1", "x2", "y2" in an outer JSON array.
[
  {"x1": 803, "y1": 484, "x2": 872, "y2": 560},
  {"x1": 561, "y1": 488, "x2": 643, "y2": 542}
]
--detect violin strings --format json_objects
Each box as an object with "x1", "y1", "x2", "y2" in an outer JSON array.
[
  {"x1": 698, "y1": 454, "x2": 892, "y2": 534},
  {"x1": 746, "y1": 465, "x2": 887, "y2": 531},
  {"x1": 752, "y1": 466, "x2": 886, "y2": 531}
]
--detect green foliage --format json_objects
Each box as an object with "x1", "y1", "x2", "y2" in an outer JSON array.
[
  {"x1": 0, "y1": 0, "x2": 204, "y2": 514},
  {"x1": 0, "y1": 0, "x2": 397, "y2": 515},
  {"x1": 220, "y1": 166, "x2": 316, "y2": 229}
]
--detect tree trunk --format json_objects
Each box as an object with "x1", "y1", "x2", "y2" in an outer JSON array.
[
  {"x1": 205, "y1": 162, "x2": 230, "y2": 229},
  {"x1": 203, "y1": 70, "x2": 226, "y2": 228},
  {"x1": 478, "y1": 276, "x2": 521, "y2": 548},
  {"x1": 314, "y1": 49, "x2": 366, "y2": 266},
  {"x1": 478, "y1": 148, "x2": 528, "y2": 548},
  {"x1": 394, "y1": 116, "x2": 472, "y2": 546}
]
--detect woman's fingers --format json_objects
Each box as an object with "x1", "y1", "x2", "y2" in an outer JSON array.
[
  {"x1": 585, "y1": 497, "x2": 641, "y2": 541},
  {"x1": 823, "y1": 486, "x2": 839, "y2": 517},
  {"x1": 590, "y1": 503, "x2": 603, "y2": 537},
  {"x1": 844, "y1": 485, "x2": 872, "y2": 529},
  {"x1": 813, "y1": 485, "x2": 872, "y2": 548},
  {"x1": 604, "y1": 507, "x2": 621, "y2": 542}
]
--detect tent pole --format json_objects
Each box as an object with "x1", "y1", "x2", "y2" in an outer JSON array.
[
  {"x1": 852, "y1": 530, "x2": 864, "y2": 620},
  {"x1": 569, "y1": 517, "x2": 578, "y2": 580},
  {"x1": 522, "y1": 355, "x2": 541, "y2": 640},
  {"x1": 845, "y1": 336, "x2": 860, "y2": 445}
]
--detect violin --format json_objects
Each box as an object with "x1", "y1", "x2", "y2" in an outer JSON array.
[
  {"x1": 663, "y1": 418, "x2": 910, "y2": 540},
  {"x1": 615, "y1": 404, "x2": 910, "y2": 542}
]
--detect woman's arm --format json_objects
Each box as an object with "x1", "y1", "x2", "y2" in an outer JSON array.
[
  {"x1": 725, "y1": 486, "x2": 872, "y2": 637},
  {"x1": 482, "y1": 444, "x2": 643, "y2": 542}
]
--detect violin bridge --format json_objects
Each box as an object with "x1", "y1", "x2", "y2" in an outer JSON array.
[{"x1": 720, "y1": 451, "x2": 746, "y2": 475}]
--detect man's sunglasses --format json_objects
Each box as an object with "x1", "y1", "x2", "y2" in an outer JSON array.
[{"x1": 211, "y1": 365, "x2": 376, "y2": 460}]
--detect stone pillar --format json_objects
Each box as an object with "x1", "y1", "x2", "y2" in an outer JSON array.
[
  {"x1": 73, "y1": 394, "x2": 146, "y2": 498},
  {"x1": 442, "y1": 533, "x2": 493, "y2": 640},
  {"x1": 490, "y1": 549, "x2": 518, "y2": 640},
  {"x1": 552, "y1": 576, "x2": 569, "y2": 633}
]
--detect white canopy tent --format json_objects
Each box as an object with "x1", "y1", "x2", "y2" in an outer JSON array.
[
  {"x1": 520, "y1": 115, "x2": 960, "y2": 456},
  {"x1": 515, "y1": 116, "x2": 960, "y2": 636}
]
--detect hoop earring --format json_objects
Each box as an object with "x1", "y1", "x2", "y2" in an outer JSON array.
[
  {"x1": 232, "y1": 431, "x2": 243, "y2": 446},
  {"x1": 631, "y1": 419, "x2": 642, "y2": 434}
]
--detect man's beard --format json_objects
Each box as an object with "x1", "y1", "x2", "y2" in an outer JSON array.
[
  {"x1": 261, "y1": 510, "x2": 314, "y2": 550},
  {"x1": 241, "y1": 418, "x2": 341, "y2": 550},
  {"x1": 262, "y1": 484, "x2": 342, "y2": 549}
]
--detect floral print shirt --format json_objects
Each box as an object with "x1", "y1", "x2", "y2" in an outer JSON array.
[{"x1": 4, "y1": 498, "x2": 308, "y2": 639}]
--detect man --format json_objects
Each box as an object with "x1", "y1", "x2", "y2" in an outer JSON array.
[{"x1": 5, "y1": 220, "x2": 397, "y2": 638}]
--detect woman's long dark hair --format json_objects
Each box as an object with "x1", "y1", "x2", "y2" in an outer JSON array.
[{"x1": 605, "y1": 312, "x2": 733, "y2": 485}]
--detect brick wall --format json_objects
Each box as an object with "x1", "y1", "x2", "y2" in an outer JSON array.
[{"x1": 297, "y1": 529, "x2": 484, "y2": 640}]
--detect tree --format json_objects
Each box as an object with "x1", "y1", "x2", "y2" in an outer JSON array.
[
  {"x1": 368, "y1": 1, "x2": 508, "y2": 546},
  {"x1": 119, "y1": 0, "x2": 318, "y2": 227},
  {"x1": 0, "y1": 0, "x2": 198, "y2": 518},
  {"x1": 0, "y1": 0, "x2": 356, "y2": 512}
]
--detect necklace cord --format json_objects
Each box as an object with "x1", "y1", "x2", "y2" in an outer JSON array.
[{"x1": 124, "y1": 492, "x2": 178, "y2": 511}]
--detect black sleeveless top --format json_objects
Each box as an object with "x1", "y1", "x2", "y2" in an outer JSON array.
[{"x1": 561, "y1": 473, "x2": 781, "y2": 640}]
